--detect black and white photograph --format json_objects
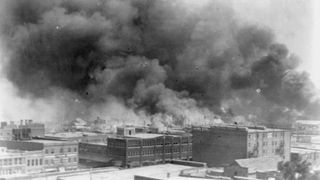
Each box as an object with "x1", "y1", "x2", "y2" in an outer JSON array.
[{"x1": 0, "y1": 0, "x2": 319, "y2": 179}]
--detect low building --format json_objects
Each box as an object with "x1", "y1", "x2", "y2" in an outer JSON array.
[
  {"x1": 223, "y1": 156, "x2": 282, "y2": 179},
  {"x1": 192, "y1": 125, "x2": 290, "y2": 167},
  {"x1": 293, "y1": 120, "x2": 320, "y2": 135},
  {"x1": 291, "y1": 147, "x2": 320, "y2": 169}
]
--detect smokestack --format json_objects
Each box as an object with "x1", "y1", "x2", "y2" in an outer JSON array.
[
  {"x1": 25, "y1": 119, "x2": 28, "y2": 125},
  {"x1": 28, "y1": 119, "x2": 33, "y2": 124},
  {"x1": 20, "y1": 119, "x2": 23, "y2": 126}
]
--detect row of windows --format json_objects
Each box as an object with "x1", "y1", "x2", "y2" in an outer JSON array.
[
  {"x1": 262, "y1": 148, "x2": 279, "y2": 154},
  {"x1": 248, "y1": 140, "x2": 284, "y2": 147},
  {"x1": 27, "y1": 159, "x2": 42, "y2": 166},
  {"x1": 0, "y1": 167, "x2": 24, "y2": 176},
  {"x1": 248, "y1": 132, "x2": 285, "y2": 139},
  {"x1": 44, "y1": 157, "x2": 77, "y2": 165},
  {"x1": 127, "y1": 146, "x2": 192, "y2": 156},
  {"x1": 0, "y1": 158, "x2": 23, "y2": 166},
  {"x1": 45, "y1": 147, "x2": 77, "y2": 154}
]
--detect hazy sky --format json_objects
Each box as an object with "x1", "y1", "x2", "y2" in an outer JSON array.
[{"x1": 231, "y1": 0, "x2": 318, "y2": 87}]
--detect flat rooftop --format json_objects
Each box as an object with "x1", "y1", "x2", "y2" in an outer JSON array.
[
  {"x1": 291, "y1": 147, "x2": 319, "y2": 154},
  {"x1": 291, "y1": 142, "x2": 320, "y2": 151},
  {"x1": 45, "y1": 132, "x2": 111, "y2": 138},
  {"x1": 28, "y1": 139, "x2": 77, "y2": 145},
  {"x1": 295, "y1": 120, "x2": 320, "y2": 125},
  {"x1": 58, "y1": 163, "x2": 194, "y2": 180},
  {"x1": 194, "y1": 125, "x2": 287, "y2": 133}
]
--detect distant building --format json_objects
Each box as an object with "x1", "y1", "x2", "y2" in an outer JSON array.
[
  {"x1": 19, "y1": 119, "x2": 45, "y2": 138},
  {"x1": 293, "y1": 120, "x2": 320, "y2": 135},
  {"x1": 0, "y1": 122, "x2": 15, "y2": 140},
  {"x1": 0, "y1": 120, "x2": 45, "y2": 140},
  {"x1": 192, "y1": 125, "x2": 291, "y2": 167},
  {"x1": 223, "y1": 156, "x2": 282, "y2": 179}
]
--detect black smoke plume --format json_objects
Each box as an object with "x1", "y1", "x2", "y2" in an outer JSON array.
[{"x1": 0, "y1": 0, "x2": 318, "y2": 129}]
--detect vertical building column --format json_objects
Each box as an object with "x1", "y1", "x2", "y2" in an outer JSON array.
[
  {"x1": 162, "y1": 136, "x2": 165, "y2": 163},
  {"x1": 139, "y1": 139, "x2": 143, "y2": 167},
  {"x1": 125, "y1": 139, "x2": 128, "y2": 168}
]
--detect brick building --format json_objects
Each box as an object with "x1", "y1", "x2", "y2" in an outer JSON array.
[
  {"x1": 0, "y1": 139, "x2": 78, "y2": 172},
  {"x1": 107, "y1": 127, "x2": 192, "y2": 168},
  {"x1": 29, "y1": 140, "x2": 78, "y2": 172},
  {"x1": 77, "y1": 126, "x2": 192, "y2": 168},
  {"x1": 192, "y1": 125, "x2": 291, "y2": 167},
  {"x1": 0, "y1": 147, "x2": 43, "y2": 177}
]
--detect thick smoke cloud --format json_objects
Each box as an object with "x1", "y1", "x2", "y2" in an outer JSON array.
[{"x1": 0, "y1": 0, "x2": 318, "y2": 130}]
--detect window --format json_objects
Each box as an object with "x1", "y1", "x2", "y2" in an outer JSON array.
[
  {"x1": 60, "y1": 148, "x2": 63, "y2": 153},
  {"x1": 74, "y1": 157, "x2": 77, "y2": 162},
  {"x1": 74, "y1": 147, "x2": 77, "y2": 152},
  {"x1": 27, "y1": 160, "x2": 30, "y2": 166},
  {"x1": 51, "y1": 149, "x2": 54, "y2": 154},
  {"x1": 31, "y1": 159, "x2": 34, "y2": 166},
  {"x1": 45, "y1": 149, "x2": 48, "y2": 154},
  {"x1": 35, "y1": 159, "x2": 38, "y2": 166},
  {"x1": 40, "y1": 159, "x2": 42, "y2": 165},
  {"x1": 68, "y1": 148, "x2": 71, "y2": 152}
]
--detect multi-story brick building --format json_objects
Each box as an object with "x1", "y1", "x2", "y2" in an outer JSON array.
[
  {"x1": 77, "y1": 126, "x2": 192, "y2": 168},
  {"x1": 192, "y1": 125, "x2": 291, "y2": 167},
  {"x1": 0, "y1": 139, "x2": 79, "y2": 173},
  {"x1": 0, "y1": 147, "x2": 43, "y2": 178},
  {"x1": 29, "y1": 140, "x2": 78, "y2": 172},
  {"x1": 107, "y1": 127, "x2": 192, "y2": 168}
]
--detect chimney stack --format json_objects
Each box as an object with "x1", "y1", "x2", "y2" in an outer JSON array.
[{"x1": 20, "y1": 119, "x2": 23, "y2": 126}]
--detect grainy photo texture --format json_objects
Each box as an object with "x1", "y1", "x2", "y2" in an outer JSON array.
[{"x1": 0, "y1": 0, "x2": 319, "y2": 180}]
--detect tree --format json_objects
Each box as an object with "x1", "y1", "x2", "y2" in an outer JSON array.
[{"x1": 278, "y1": 157, "x2": 312, "y2": 180}]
